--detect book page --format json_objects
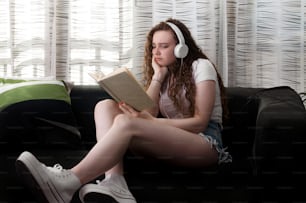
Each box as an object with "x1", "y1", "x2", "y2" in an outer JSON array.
[
  {"x1": 88, "y1": 71, "x2": 105, "y2": 81},
  {"x1": 90, "y1": 68, "x2": 154, "y2": 111}
]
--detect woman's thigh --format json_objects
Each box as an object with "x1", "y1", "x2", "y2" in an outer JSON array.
[{"x1": 128, "y1": 118, "x2": 218, "y2": 167}]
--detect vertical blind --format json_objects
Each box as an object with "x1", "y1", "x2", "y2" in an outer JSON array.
[
  {"x1": 0, "y1": 0, "x2": 305, "y2": 93},
  {"x1": 0, "y1": 0, "x2": 46, "y2": 77},
  {"x1": 226, "y1": 0, "x2": 305, "y2": 92},
  {"x1": 0, "y1": 0, "x2": 134, "y2": 84},
  {"x1": 68, "y1": 0, "x2": 133, "y2": 84}
]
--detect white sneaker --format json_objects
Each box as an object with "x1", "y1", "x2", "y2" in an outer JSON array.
[
  {"x1": 79, "y1": 174, "x2": 136, "y2": 203},
  {"x1": 15, "y1": 151, "x2": 81, "y2": 203}
]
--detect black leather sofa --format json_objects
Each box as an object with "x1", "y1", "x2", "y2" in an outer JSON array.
[{"x1": 1, "y1": 85, "x2": 305, "y2": 202}]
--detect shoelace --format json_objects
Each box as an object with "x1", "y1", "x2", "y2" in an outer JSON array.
[
  {"x1": 95, "y1": 179, "x2": 129, "y2": 196},
  {"x1": 49, "y1": 163, "x2": 73, "y2": 179},
  {"x1": 96, "y1": 179, "x2": 123, "y2": 189},
  {"x1": 53, "y1": 163, "x2": 64, "y2": 171},
  {"x1": 96, "y1": 179, "x2": 108, "y2": 186}
]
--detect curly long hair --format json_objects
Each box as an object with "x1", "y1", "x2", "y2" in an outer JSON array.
[{"x1": 143, "y1": 18, "x2": 228, "y2": 121}]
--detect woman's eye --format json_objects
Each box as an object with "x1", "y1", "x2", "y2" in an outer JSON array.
[{"x1": 152, "y1": 44, "x2": 168, "y2": 49}]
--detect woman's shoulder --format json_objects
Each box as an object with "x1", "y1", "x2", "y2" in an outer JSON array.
[
  {"x1": 192, "y1": 58, "x2": 215, "y2": 74},
  {"x1": 192, "y1": 58, "x2": 213, "y2": 66}
]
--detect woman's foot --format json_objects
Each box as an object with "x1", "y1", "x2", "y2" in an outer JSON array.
[
  {"x1": 15, "y1": 151, "x2": 81, "y2": 203},
  {"x1": 79, "y1": 174, "x2": 136, "y2": 203}
]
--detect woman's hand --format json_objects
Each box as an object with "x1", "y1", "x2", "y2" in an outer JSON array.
[
  {"x1": 152, "y1": 56, "x2": 168, "y2": 83},
  {"x1": 119, "y1": 102, "x2": 155, "y2": 121}
]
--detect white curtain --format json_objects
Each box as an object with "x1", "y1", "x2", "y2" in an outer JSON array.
[
  {"x1": 0, "y1": 0, "x2": 47, "y2": 78},
  {"x1": 67, "y1": 0, "x2": 133, "y2": 84},
  {"x1": 0, "y1": 0, "x2": 133, "y2": 84},
  {"x1": 0, "y1": 0, "x2": 305, "y2": 92},
  {"x1": 133, "y1": 0, "x2": 221, "y2": 79},
  {"x1": 135, "y1": 0, "x2": 306, "y2": 93},
  {"x1": 226, "y1": 0, "x2": 305, "y2": 92}
]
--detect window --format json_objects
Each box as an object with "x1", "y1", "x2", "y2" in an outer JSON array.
[
  {"x1": 0, "y1": 0, "x2": 134, "y2": 84},
  {"x1": 0, "y1": 0, "x2": 46, "y2": 77},
  {"x1": 69, "y1": 0, "x2": 134, "y2": 84}
]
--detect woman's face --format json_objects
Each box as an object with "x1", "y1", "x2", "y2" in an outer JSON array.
[{"x1": 152, "y1": 30, "x2": 177, "y2": 67}]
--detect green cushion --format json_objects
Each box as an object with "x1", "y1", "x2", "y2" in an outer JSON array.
[{"x1": 0, "y1": 78, "x2": 71, "y2": 110}]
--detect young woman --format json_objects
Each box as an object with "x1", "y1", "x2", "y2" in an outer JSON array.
[{"x1": 16, "y1": 18, "x2": 231, "y2": 203}]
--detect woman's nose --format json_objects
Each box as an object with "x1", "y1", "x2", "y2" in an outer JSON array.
[{"x1": 154, "y1": 47, "x2": 160, "y2": 55}]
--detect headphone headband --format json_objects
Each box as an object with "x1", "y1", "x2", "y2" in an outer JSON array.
[
  {"x1": 166, "y1": 22, "x2": 185, "y2": 45},
  {"x1": 166, "y1": 22, "x2": 189, "y2": 58}
]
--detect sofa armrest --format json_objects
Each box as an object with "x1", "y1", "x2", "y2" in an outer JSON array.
[{"x1": 253, "y1": 86, "x2": 306, "y2": 176}]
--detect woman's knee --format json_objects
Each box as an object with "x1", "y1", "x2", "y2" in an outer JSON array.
[
  {"x1": 94, "y1": 99, "x2": 120, "y2": 115},
  {"x1": 113, "y1": 114, "x2": 136, "y2": 132}
]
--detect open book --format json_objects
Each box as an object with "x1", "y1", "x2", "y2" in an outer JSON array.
[{"x1": 89, "y1": 67, "x2": 154, "y2": 111}]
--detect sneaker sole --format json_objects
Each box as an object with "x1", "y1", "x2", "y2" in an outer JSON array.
[
  {"x1": 83, "y1": 193, "x2": 118, "y2": 203},
  {"x1": 79, "y1": 184, "x2": 136, "y2": 203},
  {"x1": 15, "y1": 151, "x2": 66, "y2": 203}
]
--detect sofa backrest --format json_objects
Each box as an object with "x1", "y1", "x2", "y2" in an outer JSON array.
[
  {"x1": 222, "y1": 87, "x2": 263, "y2": 169},
  {"x1": 70, "y1": 85, "x2": 112, "y2": 149},
  {"x1": 253, "y1": 86, "x2": 306, "y2": 174}
]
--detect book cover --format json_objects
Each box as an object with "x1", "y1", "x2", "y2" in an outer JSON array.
[{"x1": 89, "y1": 67, "x2": 154, "y2": 111}]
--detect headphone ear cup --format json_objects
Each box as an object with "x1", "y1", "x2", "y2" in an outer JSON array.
[
  {"x1": 166, "y1": 22, "x2": 189, "y2": 58},
  {"x1": 174, "y1": 43, "x2": 189, "y2": 58}
]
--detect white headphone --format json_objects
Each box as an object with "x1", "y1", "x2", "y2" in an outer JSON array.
[{"x1": 166, "y1": 22, "x2": 189, "y2": 58}]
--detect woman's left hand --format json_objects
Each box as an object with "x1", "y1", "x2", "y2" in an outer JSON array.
[{"x1": 119, "y1": 102, "x2": 155, "y2": 120}]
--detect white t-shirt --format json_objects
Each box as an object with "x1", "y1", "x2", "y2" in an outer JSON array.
[{"x1": 159, "y1": 58, "x2": 222, "y2": 124}]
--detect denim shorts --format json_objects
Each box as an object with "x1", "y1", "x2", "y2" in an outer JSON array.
[{"x1": 199, "y1": 121, "x2": 232, "y2": 164}]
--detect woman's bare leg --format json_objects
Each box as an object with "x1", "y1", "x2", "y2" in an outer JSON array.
[
  {"x1": 93, "y1": 100, "x2": 125, "y2": 176},
  {"x1": 71, "y1": 107, "x2": 218, "y2": 184}
]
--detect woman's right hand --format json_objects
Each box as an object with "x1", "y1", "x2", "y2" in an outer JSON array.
[{"x1": 152, "y1": 56, "x2": 168, "y2": 83}]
